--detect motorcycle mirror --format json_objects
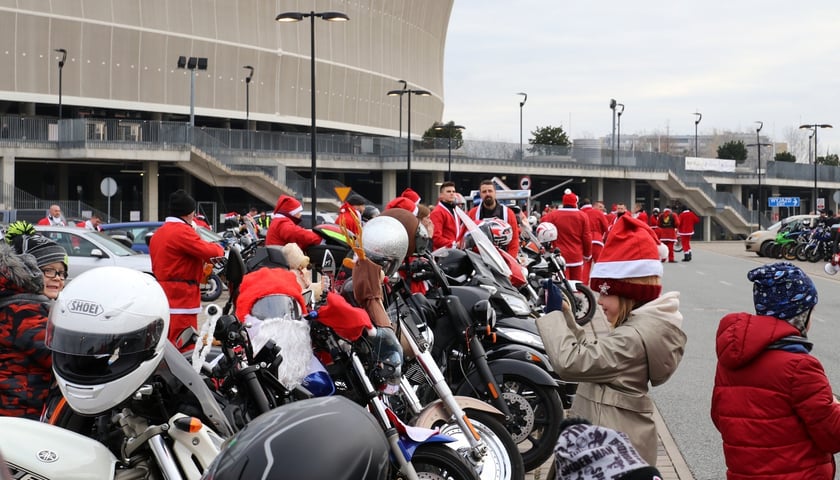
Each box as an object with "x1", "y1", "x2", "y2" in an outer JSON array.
[{"x1": 225, "y1": 247, "x2": 246, "y2": 287}]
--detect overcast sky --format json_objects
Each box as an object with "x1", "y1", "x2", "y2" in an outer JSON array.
[{"x1": 441, "y1": 0, "x2": 840, "y2": 160}]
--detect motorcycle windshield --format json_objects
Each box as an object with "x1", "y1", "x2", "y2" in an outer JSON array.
[{"x1": 455, "y1": 208, "x2": 511, "y2": 277}]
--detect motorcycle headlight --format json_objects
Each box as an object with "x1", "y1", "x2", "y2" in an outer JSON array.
[
  {"x1": 499, "y1": 292, "x2": 532, "y2": 316},
  {"x1": 494, "y1": 327, "x2": 545, "y2": 350},
  {"x1": 472, "y1": 300, "x2": 496, "y2": 329}
]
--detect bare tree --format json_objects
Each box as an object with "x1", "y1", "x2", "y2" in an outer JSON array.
[{"x1": 782, "y1": 126, "x2": 810, "y2": 163}]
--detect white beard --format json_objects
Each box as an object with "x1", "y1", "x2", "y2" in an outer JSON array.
[{"x1": 245, "y1": 315, "x2": 312, "y2": 390}]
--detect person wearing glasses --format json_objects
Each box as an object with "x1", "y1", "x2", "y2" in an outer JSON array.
[
  {"x1": 5, "y1": 221, "x2": 68, "y2": 300},
  {"x1": 0, "y1": 223, "x2": 68, "y2": 419}
]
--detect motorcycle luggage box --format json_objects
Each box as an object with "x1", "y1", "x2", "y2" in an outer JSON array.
[{"x1": 0, "y1": 416, "x2": 117, "y2": 479}]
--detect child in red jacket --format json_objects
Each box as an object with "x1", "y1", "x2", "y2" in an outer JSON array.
[{"x1": 711, "y1": 262, "x2": 840, "y2": 479}]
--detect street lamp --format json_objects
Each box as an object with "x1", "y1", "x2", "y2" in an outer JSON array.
[
  {"x1": 176, "y1": 55, "x2": 208, "y2": 127},
  {"x1": 276, "y1": 10, "x2": 349, "y2": 231},
  {"x1": 616, "y1": 103, "x2": 625, "y2": 158},
  {"x1": 517, "y1": 92, "x2": 527, "y2": 161},
  {"x1": 747, "y1": 121, "x2": 771, "y2": 229},
  {"x1": 243, "y1": 65, "x2": 254, "y2": 122},
  {"x1": 609, "y1": 99, "x2": 617, "y2": 164},
  {"x1": 692, "y1": 112, "x2": 702, "y2": 156},
  {"x1": 434, "y1": 122, "x2": 465, "y2": 180},
  {"x1": 387, "y1": 80, "x2": 407, "y2": 153},
  {"x1": 54, "y1": 48, "x2": 67, "y2": 120},
  {"x1": 387, "y1": 86, "x2": 430, "y2": 188},
  {"x1": 799, "y1": 123, "x2": 833, "y2": 212}
]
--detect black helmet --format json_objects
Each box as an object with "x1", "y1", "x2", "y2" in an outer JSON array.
[
  {"x1": 201, "y1": 396, "x2": 389, "y2": 480},
  {"x1": 362, "y1": 205, "x2": 381, "y2": 222}
]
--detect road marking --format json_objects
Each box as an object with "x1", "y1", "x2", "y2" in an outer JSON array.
[{"x1": 719, "y1": 280, "x2": 733, "y2": 286}]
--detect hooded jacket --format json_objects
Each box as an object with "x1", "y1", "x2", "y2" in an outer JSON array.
[
  {"x1": 711, "y1": 312, "x2": 840, "y2": 479},
  {"x1": 536, "y1": 292, "x2": 686, "y2": 465},
  {"x1": 0, "y1": 243, "x2": 52, "y2": 419}
]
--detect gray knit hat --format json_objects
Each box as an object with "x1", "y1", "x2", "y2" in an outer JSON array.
[{"x1": 22, "y1": 235, "x2": 68, "y2": 269}]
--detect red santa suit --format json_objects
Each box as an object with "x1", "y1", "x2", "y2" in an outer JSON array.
[
  {"x1": 430, "y1": 201, "x2": 462, "y2": 250},
  {"x1": 336, "y1": 202, "x2": 363, "y2": 237},
  {"x1": 540, "y1": 191, "x2": 592, "y2": 282},
  {"x1": 150, "y1": 217, "x2": 224, "y2": 346},
  {"x1": 677, "y1": 208, "x2": 701, "y2": 259},
  {"x1": 467, "y1": 202, "x2": 520, "y2": 257},
  {"x1": 265, "y1": 195, "x2": 322, "y2": 251},
  {"x1": 656, "y1": 208, "x2": 680, "y2": 262},
  {"x1": 580, "y1": 203, "x2": 609, "y2": 284}
]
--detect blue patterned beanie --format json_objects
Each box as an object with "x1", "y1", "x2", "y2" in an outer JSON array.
[{"x1": 748, "y1": 262, "x2": 817, "y2": 328}]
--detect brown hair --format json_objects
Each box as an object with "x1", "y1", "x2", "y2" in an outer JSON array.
[
  {"x1": 416, "y1": 204, "x2": 431, "y2": 220},
  {"x1": 611, "y1": 275, "x2": 661, "y2": 327},
  {"x1": 440, "y1": 181, "x2": 455, "y2": 192}
]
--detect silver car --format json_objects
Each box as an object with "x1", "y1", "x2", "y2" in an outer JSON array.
[{"x1": 34, "y1": 225, "x2": 153, "y2": 281}]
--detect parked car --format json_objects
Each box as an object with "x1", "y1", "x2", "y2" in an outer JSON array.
[
  {"x1": 744, "y1": 214, "x2": 819, "y2": 256},
  {"x1": 34, "y1": 225, "x2": 153, "y2": 281},
  {"x1": 100, "y1": 221, "x2": 224, "y2": 254}
]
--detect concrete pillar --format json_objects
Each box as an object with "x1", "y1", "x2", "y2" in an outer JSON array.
[
  {"x1": 143, "y1": 161, "x2": 160, "y2": 221},
  {"x1": 382, "y1": 170, "x2": 397, "y2": 204},
  {"x1": 629, "y1": 180, "x2": 637, "y2": 207},
  {"x1": 592, "y1": 177, "x2": 604, "y2": 203},
  {"x1": 0, "y1": 155, "x2": 14, "y2": 209},
  {"x1": 704, "y1": 216, "x2": 712, "y2": 242}
]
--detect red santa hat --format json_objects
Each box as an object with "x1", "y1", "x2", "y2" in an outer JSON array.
[
  {"x1": 385, "y1": 196, "x2": 419, "y2": 215},
  {"x1": 274, "y1": 195, "x2": 303, "y2": 217},
  {"x1": 562, "y1": 189, "x2": 578, "y2": 207},
  {"x1": 401, "y1": 187, "x2": 421, "y2": 205},
  {"x1": 224, "y1": 211, "x2": 239, "y2": 220},
  {"x1": 236, "y1": 268, "x2": 307, "y2": 322},
  {"x1": 590, "y1": 215, "x2": 665, "y2": 303}
]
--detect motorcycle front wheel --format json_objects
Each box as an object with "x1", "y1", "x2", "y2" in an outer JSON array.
[
  {"x1": 407, "y1": 443, "x2": 481, "y2": 480},
  {"x1": 497, "y1": 375, "x2": 564, "y2": 472},
  {"x1": 570, "y1": 285, "x2": 596, "y2": 326},
  {"x1": 201, "y1": 273, "x2": 223, "y2": 302},
  {"x1": 436, "y1": 410, "x2": 526, "y2": 480}
]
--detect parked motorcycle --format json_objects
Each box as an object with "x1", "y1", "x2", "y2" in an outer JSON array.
[
  {"x1": 405, "y1": 252, "x2": 564, "y2": 471},
  {"x1": 37, "y1": 266, "x2": 234, "y2": 479}
]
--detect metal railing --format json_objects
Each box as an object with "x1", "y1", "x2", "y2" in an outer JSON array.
[{"x1": 0, "y1": 114, "x2": 827, "y2": 227}]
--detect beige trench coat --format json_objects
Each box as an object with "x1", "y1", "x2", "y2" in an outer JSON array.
[{"x1": 536, "y1": 291, "x2": 687, "y2": 465}]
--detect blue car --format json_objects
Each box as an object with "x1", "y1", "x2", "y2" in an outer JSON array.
[{"x1": 100, "y1": 221, "x2": 224, "y2": 253}]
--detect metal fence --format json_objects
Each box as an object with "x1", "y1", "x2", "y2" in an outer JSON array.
[{"x1": 0, "y1": 114, "x2": 826, "y2": 223}]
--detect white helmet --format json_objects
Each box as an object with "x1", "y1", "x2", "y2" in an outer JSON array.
[
  {"x1": 536, "y1": 222, "x2": 558, "y2": 244},
  {"x1": 46, "y1": 267, "x2": 170, "y2": 415},
  {"x1": 361, "y1": 216, "x2": 409, "y2": 276},
  {"x1": 477, "y1": 218, "x2": 513, "y2": 248}
]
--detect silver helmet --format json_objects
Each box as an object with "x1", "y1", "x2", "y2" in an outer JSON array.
[{"x1": 361, "y1": 216, "x2": 409, "y2": 276}]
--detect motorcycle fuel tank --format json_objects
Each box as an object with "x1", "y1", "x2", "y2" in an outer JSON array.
[{"x1": 0, "y1": 417, "x2": 117, "y2": 479}]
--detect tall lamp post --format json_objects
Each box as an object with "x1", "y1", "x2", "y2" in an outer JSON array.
[
  {"x1": 799, "y1": 124, "x2": 833, "y2": 213},
  {"x1": 387, "y1": 86, "x2": 430, "y2": 188},
  {"x1": 747, "y1": 121, "x2": 771, "y2": 229},
  {"x1": 692, "y1": 111, "x2": 702, "y2": 156},
  {"x1": 54, "y1": 48, "x2": 67, "y2": 120},
  {"x1": 243, "y1": 66, "x2": 254, "y2": 122},
  {"x1": 434, "y1": 122, "x2": 465, "y2": 180},
  {"x1": 616, "y1": 103, "x2": 625, "y2": 158},
  {"x1": 276, "y1": 10, "x2": 349, "y2": 232},
  {"x1": 517, "y1": 92, "x2": 527, "y2": 160},
  {"x1": 389, "y1": 80, "x2": 407, "y2": 154},
  {"x1": 176, "y1": 55, "x2": 208, "y2": 127},
  {"x1": 609, "y1": 99, "x2": 617, "y2": 164}
]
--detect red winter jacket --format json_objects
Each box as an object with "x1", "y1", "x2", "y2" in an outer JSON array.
[
  {"x1": 265, "y1": 214, "x2": 322, "y2": 251},
  {"x1": 540, "y1": 208, "x2": 592, "y2": 267},
  {"x1": 711, "y1": 312, "x2": 840, "y2": 479}
]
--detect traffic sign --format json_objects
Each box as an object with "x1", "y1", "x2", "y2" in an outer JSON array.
[
  {"x1": 767, "y1": 196, "x2": 800, "y2": 208},
  {"x1": 519, "y1": 176, "x2": 531, "y2": 190},
  {"x1": 334, "y1": 186, "x2": 352, "y2": 202}
]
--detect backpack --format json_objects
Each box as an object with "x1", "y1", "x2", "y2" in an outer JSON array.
[{"x1": 658, "y1": 213, "x2": 674, "y2": 229}]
